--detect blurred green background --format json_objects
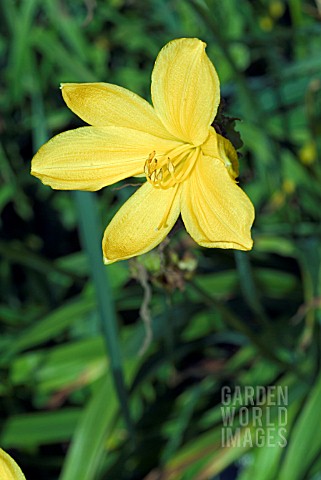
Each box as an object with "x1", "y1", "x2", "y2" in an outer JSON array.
[{"x1": 1, "y1": 0, "x2": 321, "y2": 479}]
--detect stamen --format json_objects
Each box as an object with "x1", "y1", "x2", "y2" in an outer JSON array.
[
  {"x1": 168, "y1": 160, "x2": 174, "y2": 174},
  {"x1": 144, "y1": 145, "x2": 199, "y2": 190},
  {"x1": 150, "y1": 171, "x2": 157, "y2": 183}
]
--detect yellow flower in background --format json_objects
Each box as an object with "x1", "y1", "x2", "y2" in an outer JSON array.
[
  {"x1": 0, "y1": 448, "x2": 25, "y2": 480},
  {"x1": 31, "y1": 38, "x2": 254, "y2": 264}
]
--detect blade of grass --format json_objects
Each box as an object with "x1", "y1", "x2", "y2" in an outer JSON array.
[
  {"x1": 7, "y1": 0, "x2": 38, "y2": 103},
  {"x1": 190, "y1": 280, "x2": 305, "y2": 379},
  {"x1": 2, "y1": 409, "x2": 81, "y2": 448},
  {"x1": 234, "y1": 251, "x2": 269, "y2": 327},
  {"x1": 73, "y1": 190, "x2": 134, "y2": 440},
  {"x1": 59, "y1": 375, "x2": 118, "y2": 480},
  {"x1": 30, "y1": 53, "x2": 49, "y2": 151},
  {"x1": 163, "y1": 293, "x2": 176, "y2": 369},
  {"x1": 279, "y1": 371, "x2": 321, "y2": 480}
]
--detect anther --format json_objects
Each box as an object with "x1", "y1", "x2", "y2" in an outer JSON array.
[
  {"x1": 145, "y1": 147, "x2": 197, "y2": 190},
  {"x1": 167, "y1": 160, "x2": 175, "y2": 174}
]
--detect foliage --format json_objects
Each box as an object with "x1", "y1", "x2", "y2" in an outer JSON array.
[{"x1": 1, "y1": 0, "x2": 321, "y2": 479}]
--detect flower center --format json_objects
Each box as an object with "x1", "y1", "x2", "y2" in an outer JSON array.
[{"x1": 144, "y1": 145, "x2": 199, "y2": 189}]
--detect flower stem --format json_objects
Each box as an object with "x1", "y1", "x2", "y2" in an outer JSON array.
[{"x1": 74, "y1": 190, "x2": 135, "y2": 441}]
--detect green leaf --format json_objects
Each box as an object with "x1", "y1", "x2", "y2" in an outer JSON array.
[
  {"x1": 9, "y1": 295, "x2": 96, "y2": 355},
  {"x1": 11, "y1": 337, "x2": 106, "y2": 395},
  {"x1": 1, "y1": 409, "x2": 81, "y2": 447},
  {"x1": 59, "y1": 376, "x2": 118, "y2": 480},
  {"x1": 279, "y1": 372, "x2": 321, "y2": 480}
]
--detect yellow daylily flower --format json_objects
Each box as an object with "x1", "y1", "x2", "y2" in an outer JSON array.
[
  {"x1": 0, "y1": 448, "x2": 26, "y2": 480},
  {"x1": 31, "y1": 38, "x2": 254, "y2": 264}
]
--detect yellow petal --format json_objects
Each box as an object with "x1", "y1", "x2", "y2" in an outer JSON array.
[
  {"x1": 31, "y1": 126, "x2": 181, "y2": 191},
  {"x1": 181, "y1": 155, "x2": 254, "y2": 250},
  {"x1": 103, "y1": 182, "x2": 181, "y2": 263},
  {"x1": 151, "y1": 38, "x2": 220, "y2": 146},
  {"x1": 202, "y1": 127, "x2": 239, "y2": 178},
  {"x1": 61, "y1": 82, "x2": 175, "y2": 139},
  {"x1": 0, "y1": 449, "x2": 25, "y2": 480},
  {"x1": 200, "y1": 126, "x2": 220, "y2": 157}
]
